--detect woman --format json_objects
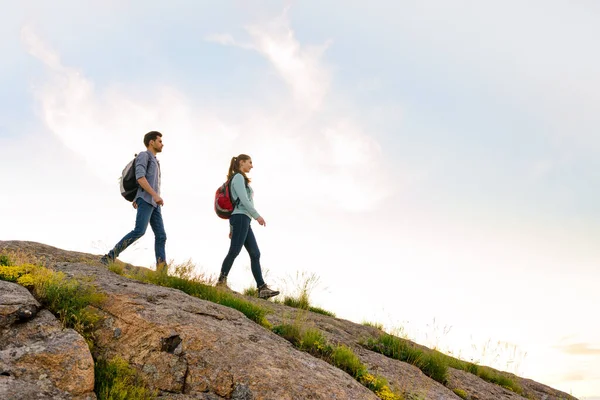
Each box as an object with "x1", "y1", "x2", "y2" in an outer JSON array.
[{"x1": 217, "y1": 154, "x2": 280, "y2": 299}]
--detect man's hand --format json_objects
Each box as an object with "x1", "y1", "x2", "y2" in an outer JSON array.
[
  {"x1": 153, "y1": 195, "x2": 164, "y2": 206},
  {"x1": 137, "y1": 177, "x2": 163, "y2": 206},
  {"x1": 257, "y1": 216, "x2": 266, "y2": 226},
  {"x1": 133, "y1": 201, "x2": 138, "y2": 209}
]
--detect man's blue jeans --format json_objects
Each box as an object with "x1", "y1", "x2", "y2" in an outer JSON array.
[
  {"x1": 220, "y1": 214, "x2": 265, "y2": 287},
  {"x1": 108, "y1": 198, "x2": 167, "y2": 265}
]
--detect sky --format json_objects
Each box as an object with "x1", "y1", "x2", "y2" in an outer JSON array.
[{"x1": 1, "y1": 1, "x2": 599, "y2": 398}]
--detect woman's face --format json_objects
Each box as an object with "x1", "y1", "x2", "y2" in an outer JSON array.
[{"x1": 239, "y1": 158, "x2": 253, "y2": 173}]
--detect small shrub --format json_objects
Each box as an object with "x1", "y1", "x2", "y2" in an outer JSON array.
[
  {"x1": 95, "y1": 356, "x2": 156, "y2": 400},
  {"x1": 359, "y1": 373, "x2": 402, "y2": 400},
  {"x1": 0, "y1": 254, "x2": 12, "y2": 266},
  {"x1": 453, "y1": 388, "x2": 468, "y2": 399},
  {"x1": 0, "y1": 264, "x2": 37, "y2": 282},
  {"x1": 243, "y1": 286, "x2": 258, "y2": 297}
]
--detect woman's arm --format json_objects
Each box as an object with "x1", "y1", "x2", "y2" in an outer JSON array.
[{"x1": 231, "y1": 174, "x2": 260, "y2": 219}]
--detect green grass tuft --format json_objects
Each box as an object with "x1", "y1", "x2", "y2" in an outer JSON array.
[
  {"x1": 299, "y1": 328, "x2": 331, "y2": 356},
  {"x1": 366, "y1": 333, "x2": 523, "y2": 394},
  {"x1": 272, "y1": 323, "x2": 302, "y2": 345},
  {"x1": 243, "y1": 286, "x2": 258, "y2": 296},
  {"x1": 95, "y1": 356, "x2": 156, "y2": 400},
  {"x1": 365, "y1": 334, "x2": 448, "y2": 385},
  {"x1": 453, "y1": 388, "x2": 468, "y2": 399},
  {"x1": 272, "y1": 324, "x2": 402, "y2": 399},
  {"x1": 331, "y1": 344, "x2": 366, "y2": 377},
  {"x1": 282, "y1": 296, "x2": 336, "y2": 316},
  {"x1": 107, "y1": 261, "x2": 124, "y2": 276},
  {"x1": 362, "y1": 321, "x2": 385, "y2": 330},
  {"x1": 307, "y1": 305, "x2": 336, "y2": 317},
  {"x1": 131, "y1": 269, "x2": 270, "y2": 328},
  {"x1": 0, "y1": 253, "x2": 12, "y2": 266},
  {"x1": 283, "y1": 295, "x2": 310, "y2": 310}
]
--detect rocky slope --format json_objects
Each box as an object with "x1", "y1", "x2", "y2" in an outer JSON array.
[{"x1": 0, "y1": 241, "x2": 578, "y2": 400}]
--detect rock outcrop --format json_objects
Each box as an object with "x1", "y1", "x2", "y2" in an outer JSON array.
[
  {"x1": 0, "y1": 280, "x2": 96, "y2": 400},
  {"x1": 0, "y1": 241, "x2": 579, "y2": 400}
]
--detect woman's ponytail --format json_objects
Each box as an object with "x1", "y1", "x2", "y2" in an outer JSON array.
[
  {"x1": 227, "y1": 157, "x2": 238, "y2": 180},
  {"x1": 227, "y1": 154, "x2": 251, "y2": 184}
]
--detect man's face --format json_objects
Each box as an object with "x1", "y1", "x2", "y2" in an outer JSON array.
[{"x1": 150, "y1": 136, "x2": 164, "y2": 153}]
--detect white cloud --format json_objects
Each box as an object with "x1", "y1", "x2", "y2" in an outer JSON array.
[
  {"x1": 24, "y1": 9, "x2": 395, "y2": 216},
  {"x1": 207, "y1": 8, "x2": 332, "y2": 112}
]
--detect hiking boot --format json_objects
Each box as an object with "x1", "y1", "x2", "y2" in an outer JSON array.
[
  {"x1": 100, "y1": 254, "x2": 114, "y2": 266},
  {"x1": 215, "y1": 276, "x2": 230, "y2": 290},
  {"x1": 258, "y1": 284, "x2": 280, "y2": 299},
  {"x1": 156, "y1": 262, "x2": 168, "y2": 275}
]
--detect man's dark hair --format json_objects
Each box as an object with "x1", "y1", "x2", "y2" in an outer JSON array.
[{"x1": 144, "y1": 131, "x2": 163, "y2": 147}]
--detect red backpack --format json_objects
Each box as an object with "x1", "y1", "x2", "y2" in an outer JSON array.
[{"x1": 214, "y1": 175, "x2": 241, "y2": 219}]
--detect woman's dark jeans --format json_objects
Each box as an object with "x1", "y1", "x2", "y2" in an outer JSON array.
[{"x1": 220, "y1": 214, "x2": 265, "y2": 287}]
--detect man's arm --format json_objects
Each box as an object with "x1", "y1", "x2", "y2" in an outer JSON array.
[{"x1": 138, "y1": 177, "x2": 164, "y2": 206}]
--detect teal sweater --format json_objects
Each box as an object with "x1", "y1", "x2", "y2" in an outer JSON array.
[{"x1": 230, "y1": 173, "x2": 260, "y2": 220}]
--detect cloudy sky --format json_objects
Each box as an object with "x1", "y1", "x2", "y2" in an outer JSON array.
[{"x1": 1, "y1": 1, "x2": 599, "y2": 398}]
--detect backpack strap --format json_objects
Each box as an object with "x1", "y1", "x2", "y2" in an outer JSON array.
[{"x1": 228, "y1": 173, "x2": 245, "y2": 207}]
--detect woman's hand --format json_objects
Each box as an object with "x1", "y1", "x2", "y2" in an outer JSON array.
[{"x1": 257, "y1": 216, "x2": 266, "y2": 226}]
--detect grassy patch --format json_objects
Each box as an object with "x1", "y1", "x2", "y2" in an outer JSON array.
[
  {"x1": 0, "y1": 254, "x2": 12, "y2": 266},
  {"x1": 0, "y1": 264, "x2": 37, "y2": 283},
  {"x1": 0, "y1": 263, "x2": 106, "y2": 347},
  {"x1": 365, "y1": 334, "x2": 448, "y2": 385},
  {"x1": 272, "y1": 323, "x2": 402, "y2": 400},
  {"x1": 95, "y1": 356, "x2": 156, "y2": 400},
  {"x1": 453, "y1": 388, "x2": 468, "y2": 399},
  {"x1": 440, "y1": 353, "x2": 522, "y2": 393},
  {"x1": 107, "y1": 262, "x2": 125, "y2": 276},
  {"x1": 362, "y1": 321, "x2": 385, "y2": 330},
  {"x1": 306, "y1": 305, "x2": 336, "y2": 317},
  {"x1": 243, "y1": 286, "x2": 258, "y2": 296},
  {"x1": 282, "y1": 296, "x2": 336, "y2": 317},
  {"x1": 365, "y1": 333, "x2": 523, "y2": 394},
  {"x1": 127, "y1": 267, "x2": 270, "y2": 328},
  {"x1": 0, "y1": 249, "x2": 45, "y2": 267},
  {"x1": 276, "y1": 271, "x2": 336, "y2": 317}
]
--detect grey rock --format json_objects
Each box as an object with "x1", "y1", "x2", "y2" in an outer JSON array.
[{"x1": 0, "y1": 280, "x2": 40, "y2": 328}]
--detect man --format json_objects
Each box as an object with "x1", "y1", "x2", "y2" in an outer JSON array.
[{"x1": 101, "y1": 131, "x2": 167, "y2": 270}]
